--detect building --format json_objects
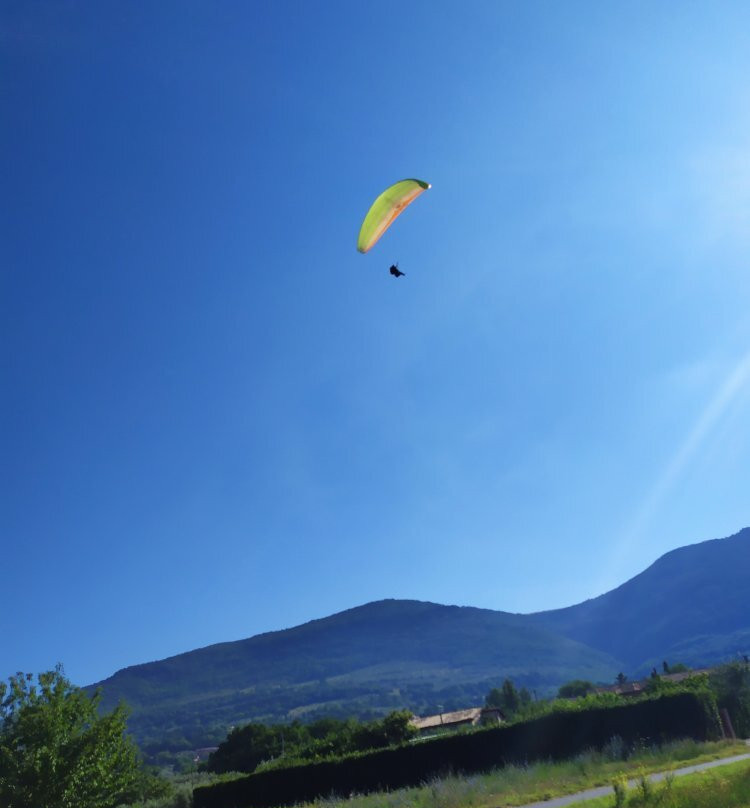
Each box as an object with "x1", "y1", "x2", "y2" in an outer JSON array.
[
  {"x1": 594, "y1": 668, "x2": 713, "y2": 698},
  {"x1": 409, "y1": 706, "x2": 504, "y2": 737}
]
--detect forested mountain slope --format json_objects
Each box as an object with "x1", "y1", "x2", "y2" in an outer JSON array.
[
  {"x1": 527, "y1": 527, "x2": 750, "y2": 671},
  {"x1": 93, "y1": 599, "x2": 619, "y2": 753}
]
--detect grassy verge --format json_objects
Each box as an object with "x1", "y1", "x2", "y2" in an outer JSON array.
[
  {"x1": 305, "y1": 739, "x2": 747, "y2": 808},
  {"x1": 581, "y1": 756, "x2": 750, "y2": 807}
]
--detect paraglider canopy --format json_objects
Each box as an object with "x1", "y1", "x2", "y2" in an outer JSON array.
[{"x1": 357, "y1": 179, "x2": 430, "y2": 254}]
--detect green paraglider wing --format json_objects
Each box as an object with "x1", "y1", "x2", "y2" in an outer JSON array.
[{"x1": 357, "y1": 179, "x2": 431, "y2": 253}]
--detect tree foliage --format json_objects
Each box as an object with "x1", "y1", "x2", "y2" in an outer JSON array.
[
  {"x1": 0, "y1": 667, "x2": 166, "y2": 808},
  {"x1": 485, "y1": 678, "x2": 531, "y2": 718},
  {"x1": 662, "y1": 660, "x2": 690, "y2": 674},
  {"x1": 207, "y1": 710, "x2": 418, "y2": 774},
  {"x1": 557, "y1": 679, "x2": 595, "y2": 698},
  {"x1": 709, "y1": 660, "x2": 750, "y2": 737}
]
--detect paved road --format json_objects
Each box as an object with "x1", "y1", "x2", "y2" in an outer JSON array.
[{"x1": 512, "y1": 747, "x2": 750, "y2": 808}]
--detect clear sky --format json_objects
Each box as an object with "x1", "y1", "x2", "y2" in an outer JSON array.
[{"x1": 3, "y1": 1, "x2": 750, "y2": 687}]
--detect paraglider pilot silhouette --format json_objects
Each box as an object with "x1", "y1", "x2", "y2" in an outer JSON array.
[{"x1": 357, "y1": 179, "x2": 430, "y2": 278}]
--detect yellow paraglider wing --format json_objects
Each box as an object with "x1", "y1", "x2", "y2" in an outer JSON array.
[{"x1": 357, "y1": 179, "x2": 431, "y2": 254}]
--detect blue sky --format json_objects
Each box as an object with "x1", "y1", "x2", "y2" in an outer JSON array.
[{"x1": 3, "y1": 1, "x2": 750, "y2": 687}]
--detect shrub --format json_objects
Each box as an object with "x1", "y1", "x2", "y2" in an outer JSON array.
[{"x1": 612, "y1": 774, "x2": 628, "y2": 808}]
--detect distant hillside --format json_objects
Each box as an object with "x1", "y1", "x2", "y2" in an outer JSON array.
[
  {"x1": 92, "y1": 526, "x2": 750, "y2": 760},
  {"x1": 93, "y1": 600, "x2": 620, "y2": 756},
  {"x1": 528, "y1": 527, "x2": 750, "y2": 672}
]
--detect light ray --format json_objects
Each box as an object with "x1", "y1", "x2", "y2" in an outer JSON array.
[{"x1": 598, "y1": 347, "x2": 750, "y2": 594}]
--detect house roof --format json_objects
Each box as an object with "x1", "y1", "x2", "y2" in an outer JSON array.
[
  {"x1": 410, "y1": 707, "x2": 482, "y2": 730},
  {"x1": 594, "y1": 668, "x2": 713, "y2": 696},
  {"x1": 410, "y1": 706, "x2": 503, "y2": 731}
]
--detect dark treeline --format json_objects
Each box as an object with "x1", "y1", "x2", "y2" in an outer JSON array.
[{"x1": 206, "y1": 709, "x2": 417, "y2": 774}]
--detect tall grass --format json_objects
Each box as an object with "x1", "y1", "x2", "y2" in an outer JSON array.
[{"x1": 595, "y1": 759, "x2": 750, "y2": 807}]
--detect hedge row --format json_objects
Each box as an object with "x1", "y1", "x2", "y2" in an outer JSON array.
[{"x1": 193, "y1": 690, "x2": 720, "y2": 808}]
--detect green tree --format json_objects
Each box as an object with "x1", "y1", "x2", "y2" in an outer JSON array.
[
  {"x1": 0, "y1": 667, "x2": 157, "y2": 808},
  {"x1": 662, "y1": 660, "x2": 689, "y2": 674},
  {"x1": 486, "y1": 678, "x2": 521, "y2": 717},
  {"x1": 709, "y1": 661, "x2": 750, "y2": 737},
  {"x1": 381, "y1": 709, "x2": 418, "y2": 745},
  {"x1": 207, "y1": 722, "x2": 281, "y2": 773},
  {"x1": 209, "y1": 710, "x2": 418, "y2": 774},
  {"x1": 557, "y1": 679, "x2": 594, "y2": 698},
  {"x1": 352, "y1": 710, "x2": 417, "y2": 752}
]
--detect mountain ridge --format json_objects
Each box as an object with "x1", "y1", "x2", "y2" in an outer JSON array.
[
  {"x1": 526, "y1": 526, "x2": 750, "y2": 670},
  {"x1": 90, "y1": 526, "x2": 750, "y2": 758}
]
